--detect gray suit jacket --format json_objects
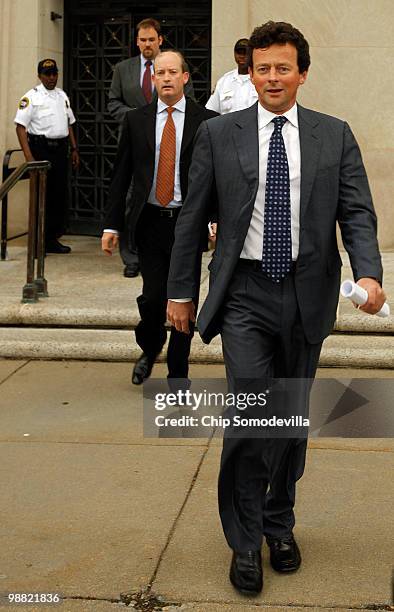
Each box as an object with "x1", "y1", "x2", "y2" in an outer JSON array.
[
  {"x1": 108, "y1": 55, "x2": 195, "y2": 125},
  {"x1": 167, "y1": 102, "x2": 383, "y2": 345}
]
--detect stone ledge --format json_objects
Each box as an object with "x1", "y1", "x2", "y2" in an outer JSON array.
[
  {"x1": 0, "y1": 303, "x2": 392, "y2": 334},
  {"x1": 0, "y1": 328, "x2": 393, "y2": 367}
]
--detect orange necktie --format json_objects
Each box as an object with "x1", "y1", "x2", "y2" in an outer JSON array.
[{"x1": 155, "y1": 107, "x2": 176, "y2": 206}]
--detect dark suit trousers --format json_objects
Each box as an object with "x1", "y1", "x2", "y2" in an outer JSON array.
[
  {"x1": 135, "y1": 204, "x2": 195, "y2": 378},
  {"x1": 218, "y1": 260, "x2": 323, "y2": 552},
  {"x1": 28, "y1": 136, "x2": 68, "y2": 242},
  {"x1": 119, "y1": 181, "x2": 139, "y2": 267}
]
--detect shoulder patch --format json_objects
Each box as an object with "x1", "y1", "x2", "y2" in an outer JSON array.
[{"x1": 18, "y1": 97, "x2": 30, "y2": 110}]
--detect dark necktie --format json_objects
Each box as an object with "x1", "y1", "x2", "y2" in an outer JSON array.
[
  {"x1": 142, "y1": 60, "x2": 152, "y2": 103},
  {"x1": 156, "y1": 107, "x2": 176, "y2": 206},
  {"x1": 261, "y1": 115, "x2": 292, "y2": 282}
]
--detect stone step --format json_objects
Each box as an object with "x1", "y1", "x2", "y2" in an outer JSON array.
[
  {"x1": 0, "y1": 302, "x2": 393, "y2": 334},
  {"x1": 0, "y1": 327, "x2": 393, "y2": 368}
]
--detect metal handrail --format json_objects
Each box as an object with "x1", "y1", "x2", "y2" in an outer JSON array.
[
  {"x1": 0, "y1": 160, "x2": 50, "y2": 200},
  {"x1": 0, "y1": 159, "x2": 51, "y2": 303}
]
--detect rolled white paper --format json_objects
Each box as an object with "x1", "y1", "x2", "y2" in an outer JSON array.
[{"x1": 340, "y1": 280, "x2": 390, "y2": 318}]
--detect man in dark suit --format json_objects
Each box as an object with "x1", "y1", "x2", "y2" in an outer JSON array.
[
  {"x1": 102, "y1": 50, "x2": 217, "y2": 386},
  {"x1": 167, "y1": 22, "x2": 386, "y2": 595},
  {"x1": 108, "y1": 18, "x2": 195, "y2": 278}
]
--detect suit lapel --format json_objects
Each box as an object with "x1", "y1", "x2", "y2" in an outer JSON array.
[
  {"x1": 232, "y1": 102, "x2": 259, "y2": 184},
  {"x1": 129, "y1": 56, "x2": 147, "y2": 107},
  {"x1": 142, "y1": 101, "x2": 157, "y2": 153},
  {"x1": 298, "y1": 105, "x2": 322, "y2": 221},
  {"x1": 180, "y1": 98, "x2": 201, "y2": 156}
]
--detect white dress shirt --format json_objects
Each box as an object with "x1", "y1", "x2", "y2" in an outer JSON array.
[
  {"x1": 14, "y1": 83, "x2": 75, "y2": 138},
  {"x1": 170, "y1": 102, "x2": 301, "y2": 302},
  {"x1": 104, "y1": 95, "x2": 186, "y2": 234},
  {"x1": 147, "y1": 96, "x2": 186, "y2": 208},
  {"x1": 206, "y1": 69, "x2": 258, "y2": 114},
  {"x1": 240, "y1": 102, "x2": 301, "y2": 261}
]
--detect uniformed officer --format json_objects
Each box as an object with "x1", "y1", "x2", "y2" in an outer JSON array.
[
  {"x1": 14, "y1": 59, "x2": 79, "y2": 253},
  {"x1": 206, "y1": 38, "x2": 258, "y2": 114}
]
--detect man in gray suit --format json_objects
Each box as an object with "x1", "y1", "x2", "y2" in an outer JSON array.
[
  {"x1": 108, "y1": 18, "x2": 195, "y2": 277},
  {"x1": 167, "y1": 21, "x2": 386, "y2": 595}
]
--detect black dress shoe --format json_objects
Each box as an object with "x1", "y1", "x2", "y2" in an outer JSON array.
[
  {"x1": 46, "y1": 240, "x2": 71, "y2": 254},
  {"x1": 266, "y1": 535, "x2": 301, "y2": 572},
  {"x1": 123, "y1": 264, "x2": 139, "y2": 278},
  {"x1": 229, "y1": 550, "x2": 263, "y2": 595},
  {"x1": 132, "y1": 353, "x2": 154, "y2": 385}
]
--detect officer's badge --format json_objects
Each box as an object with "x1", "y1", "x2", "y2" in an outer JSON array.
[{"x1": 18, "y1": 97, "x2": 30, "y2": 110}]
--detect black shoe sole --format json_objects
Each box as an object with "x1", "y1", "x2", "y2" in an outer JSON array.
[
  {"x1": 229, "y1": 573, "x2": 262, "y2": 596},
  {"x1": 270, "y1": 561, "x2": 301, "y2": 573},
  {"x1": 229, "y1": 577, "x2": 262, "y2": 596}
]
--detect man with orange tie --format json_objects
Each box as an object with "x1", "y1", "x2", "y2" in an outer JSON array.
[
  {"x1": 108, "y1": 18, "x2": 195, "y2": 279},
  {"x1": 102, "y1": 50, "x2": 217, "y2": 386}
]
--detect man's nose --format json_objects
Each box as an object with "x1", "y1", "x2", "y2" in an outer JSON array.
[{"x1": 268, "y1": 68, "x2": 278, "y2": 80}]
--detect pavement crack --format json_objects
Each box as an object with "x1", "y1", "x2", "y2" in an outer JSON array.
[
  {"x1": 148, "y1": 434, "x2": 214, "y2": 589},
  {"x1": 0, "y1": 358, "x2": 31, "y2": 385},
  {"x1": 64, "y1": 595, "x2": 120, "y2": 603}
]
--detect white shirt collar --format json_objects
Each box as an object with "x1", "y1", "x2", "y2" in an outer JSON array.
[
  {"x1": 140, "y1": 54, "x2": 154, "y2": 70},
  {"x1": 157, "y1": 95, "x2": 186, "y2": 114},
  {"x1": 37, "y1": 83, "x2": 58, "y2": 97},
  {"x1": 258, "y1": 101, "x2": 299, "y2": 129}
]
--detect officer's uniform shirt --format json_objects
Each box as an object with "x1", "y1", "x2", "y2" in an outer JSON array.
[
  {"x1": 14, "y1": 83, "x2": 75, "y2": 138},
  {"x1": 206, "y1": 68, "x2": 258, "y2": 114}
]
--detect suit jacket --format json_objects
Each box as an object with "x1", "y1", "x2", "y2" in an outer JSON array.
[
  {"x1": 108, "y1": 55, "x2": 195, "y2": 125},
  {"x1": 167, "y1": 102, "x2": 383, "y2": 345},
  {"x1": 104, "y1": 98, "x2": 217, "y2": 248}
]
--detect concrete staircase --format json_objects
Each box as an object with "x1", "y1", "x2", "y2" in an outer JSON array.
[{"x1": 1, "y1": 237, "x2": 393, "y2": 367}]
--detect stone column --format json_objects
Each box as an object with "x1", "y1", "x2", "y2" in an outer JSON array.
[{"x1": 211, "y1": 0, "x2": 249, "y2": 90}]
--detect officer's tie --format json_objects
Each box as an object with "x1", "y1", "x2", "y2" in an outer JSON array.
[
  {"x1": 142, "y1": 60, "x2": 153, "y2": 103},
  {"x1": 156, "y1": 107, "x2": 176, "y2": 206},
  {"x1": 261, "y1": 115, "x2": 292, "y2": 282}
]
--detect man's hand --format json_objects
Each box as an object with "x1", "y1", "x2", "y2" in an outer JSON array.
[
  {"x1": 101, "y1": 232, "x2": 119, "y2": 255},
  {"x1": 355, "y1": 278, "x2": 386, "y2": 314},
  {"x1": 208, "y1": 222, "x2": 217, "y2": 244},
  {"x1": 167, "y1": 300, "x2": 196, "y2": 334},
  {"x1": 71, "y1": 150, "x2": 80, "y2": 169}
]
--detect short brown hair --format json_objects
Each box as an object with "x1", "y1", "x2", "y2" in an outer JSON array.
[
  {"x1": 136, "y1": 18, "x2": 162, "y2": 36},
  {"x1": 248, "y1": 21, "x2": 310, "y2": 73},
  {"x1": 154, "y1": 50, "x2": 188, "y2": 74}
]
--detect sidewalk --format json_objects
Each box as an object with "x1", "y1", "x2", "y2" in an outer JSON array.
[{"x1": 0, "y1": 359, "x2": 393, "y2": 611}]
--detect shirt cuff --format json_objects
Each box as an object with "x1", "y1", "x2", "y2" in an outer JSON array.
[
  {"x1": 169, "y1": 298, "x2": 192, "y2": 303},
  {"x1": 103, "y1": 229, "x2": 119, "y2": 235}
]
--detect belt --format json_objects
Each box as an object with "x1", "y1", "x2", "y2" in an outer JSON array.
[
  {"x1": 238, "y1": 258, "x2": 297, "y2": 274},
  {"x1": 145, "y1": 203, "x2": 181, "y2": 218},
  {"x1": 28, "y1": 134, "x2": 68, "y2": 146}
]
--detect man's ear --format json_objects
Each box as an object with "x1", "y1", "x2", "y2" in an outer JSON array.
[
  {"x1": 158, "y1": 35, "x2": 163, "y2": 47},
  {"x1": 183, "y1": 72, "x2": 190, "y2": 85},
  {"x1": 299, "y1": 70, "x2": 308, "y2": 85}
]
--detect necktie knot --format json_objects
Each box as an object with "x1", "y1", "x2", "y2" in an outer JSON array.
[
  {"x1": 166, "y1": 106, "x2": 175, "y2": 116},
  {"x1": 145, "y1": 60, "x2": 152, "y2": 67},
  {"x1": 272, "y1": 115, "x2": 287, "y2": 131}
]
